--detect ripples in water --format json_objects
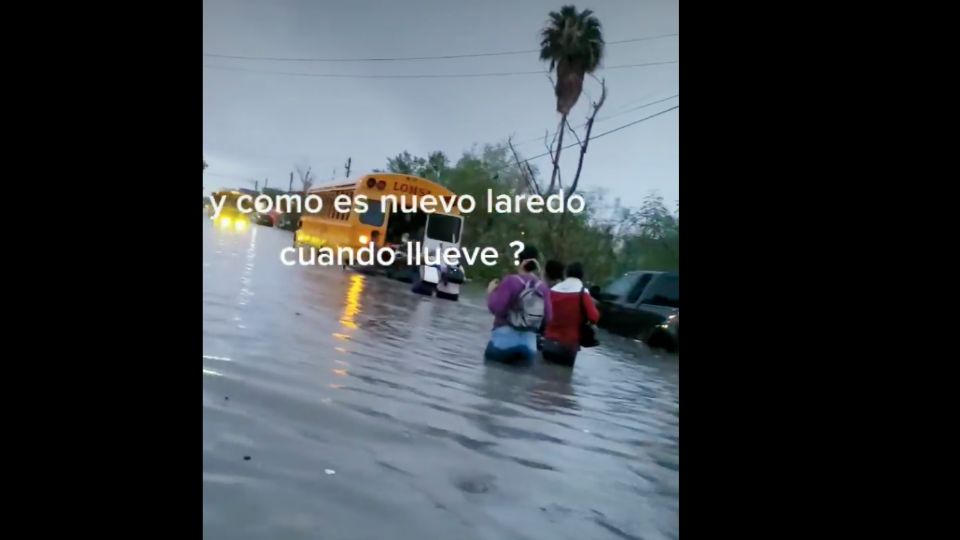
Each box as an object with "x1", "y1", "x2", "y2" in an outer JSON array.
[{"x1": 203, "y1": 220, "x2": 678, "y2": 540}]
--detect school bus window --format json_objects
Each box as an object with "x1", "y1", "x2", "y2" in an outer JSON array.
[
  {"x1": 427, "y1": 214, "x2": 462, "y2": 243},
  {"x1": 360, "y1": 200, "x2": 385, "y2": 227}
]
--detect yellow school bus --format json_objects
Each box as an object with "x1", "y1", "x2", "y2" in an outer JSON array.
[{"x1": 295, "y1": 173, "x2": 466, "y2": 300}]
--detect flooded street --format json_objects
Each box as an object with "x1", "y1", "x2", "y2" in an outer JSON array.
[{"x1": 202, "y1": 218, "x2": 679, "y2": 540}]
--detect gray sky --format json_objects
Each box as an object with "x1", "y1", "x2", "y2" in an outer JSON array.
[{"x1": 203, "y1": 0, "x2": 678, "y2": 210}]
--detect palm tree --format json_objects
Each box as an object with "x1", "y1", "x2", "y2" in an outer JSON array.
[{"x1": 539, "y1": 5, "x2": 604, "y2": 116}]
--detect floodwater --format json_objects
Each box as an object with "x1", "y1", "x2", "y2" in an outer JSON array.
[{"x1": 203, "y1": 217, "x2": 679, "y2": 540}]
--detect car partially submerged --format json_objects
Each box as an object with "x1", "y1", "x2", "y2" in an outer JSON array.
[{"x1": 591, "y1": 271, "x2": 679, "y2": 352}]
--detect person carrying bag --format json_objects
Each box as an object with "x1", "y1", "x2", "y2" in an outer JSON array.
[
  {"x1": 578, "y1": 285, "x2": 599, "y2": 348},
  {"x1": 484, "y1": 245, "x2": 552, "y2": 363},
  {"x1": 541, "y1": 262, "x2": 600, "y2": 367}
]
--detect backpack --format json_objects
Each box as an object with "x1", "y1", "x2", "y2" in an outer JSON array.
[
  {"x1": 507, "y1": 277, "x2": 546, "y2": 331},
  {"x1": 578, "y1": 287, "x2": 599, "y2": 348}
]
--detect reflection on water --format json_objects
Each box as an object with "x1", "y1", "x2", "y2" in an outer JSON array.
[
  {"x1": 339, "y1": 274, "x2": 364, "y2": 331},
  {"x1": 203, "y1": 218, "x2": 679, "y2": 540}
]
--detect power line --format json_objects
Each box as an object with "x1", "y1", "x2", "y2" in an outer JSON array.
[
  {"x1": 202, "y1": 60, "x2": 677, "y2": 79},
  {"x1": 591, "y1": 106, "x2": 679, "y2": 139},
  {"x1": 601, "y1": 93, "x2": 664, "y2": 112},
  {"x1": 514, "y1": 94, "x2": 679, "y2": 146},
  {"x1": 520, "y1": 105, "x2": 679, "y2": 163},
  {"x1": 205, "y1": 107, "x2": 679, "y2": 179},
  {"x1": 203, "y1": 34, "x2": 678, "y2": 63},
  {"x1": 599, "y1": 94, "x2": 680, "y2": 122}
]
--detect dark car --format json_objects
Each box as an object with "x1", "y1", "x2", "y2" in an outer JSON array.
[
  {"x1": 276, "y1": 212, "x2": 300, "y2": 231},
  {"x1": 591, "y1": 271, "x2": 679, "y2": 351},
  {"x1": 253, "y1": 209, "x2": 283, "y2": 227}
]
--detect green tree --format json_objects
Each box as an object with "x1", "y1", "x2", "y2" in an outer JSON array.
[
  {"x1": 613, "y1": 193, "x2": 679, "y2": 274},
  {"x1": 636, "y1": 192, "x2": 675, "y2": 240},
  {"x1": 386, "y1": 151, "x2": 424, "y2": 175},
  {"x1": 539, "y1": 5, "x2": 605, "y2": 116},
  {"x1": 386, "y1": 151, "x2": 450, "y2": 183},
  {"x1": 377, "y1": 147, "x2": 677, "y2": 285},
  {"x1": 424, "y1": 151, "x2": 449, "y2": 183}
]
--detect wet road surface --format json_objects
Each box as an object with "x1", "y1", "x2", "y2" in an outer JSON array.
[{"x1": 203, "y1": 217, "x2": 679, "y2": 540}]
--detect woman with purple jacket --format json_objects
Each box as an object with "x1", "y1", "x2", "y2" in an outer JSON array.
[{"x1": 484, "y1": 245, "x2": 552, "y2": 363}]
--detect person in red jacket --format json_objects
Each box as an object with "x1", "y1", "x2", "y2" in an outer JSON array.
[{"x1": 541, "y1": 262, "x2": 600, "y2": 366}]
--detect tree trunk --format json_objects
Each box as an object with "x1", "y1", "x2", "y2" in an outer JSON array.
[
  {"x1": 547, "y1": 114, "x2": 567, "y2": 195},
  {"x1": 555, "y1": 58, "x2": 584, "y2": 115}
]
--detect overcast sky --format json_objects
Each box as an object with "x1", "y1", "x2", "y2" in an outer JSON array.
[{"x1": 203, "y1": 0, "x2": 678, "y2": 210}]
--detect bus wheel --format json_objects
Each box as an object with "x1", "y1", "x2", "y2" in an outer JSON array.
[{"x1": 436, "y1": 291, "x2": 459, "y2": 301}]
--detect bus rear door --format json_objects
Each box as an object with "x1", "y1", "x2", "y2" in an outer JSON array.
[{"x1": 419, "y1": 213, "x2": 465, "y2": 300}]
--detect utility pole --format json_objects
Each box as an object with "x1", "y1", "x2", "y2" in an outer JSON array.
[
  {"x1": 288, "y1": 171, "x2": 293, "y2": 193},
  {"x1": 264, "y1": 178, "x2": 269, "y2": 191},
  {"x1": 344, "y1": 157, "x2": 352, "y2": 178}
]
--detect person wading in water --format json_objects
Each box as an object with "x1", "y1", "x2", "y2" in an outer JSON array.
[
  {"x1": 540, "y1": 262, "x2": 599, "y2": 366},
  {"x1": 484, "y1": 245, "x2": 552, "y2": 363}
]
